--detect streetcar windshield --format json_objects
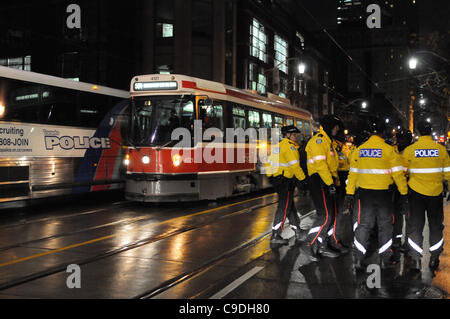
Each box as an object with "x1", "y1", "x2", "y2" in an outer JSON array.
[{"x1": 130, "y1": 95, "x2": 195, "y2": 146}]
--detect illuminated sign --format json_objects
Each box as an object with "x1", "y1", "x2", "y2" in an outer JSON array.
[{"x1": 134, "y1": 81, "x2": 178, "y2": 91}]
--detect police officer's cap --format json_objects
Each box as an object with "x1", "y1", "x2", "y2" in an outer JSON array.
[{"x1": 281, "y1": 125, "x2": 301, "y2": 135}]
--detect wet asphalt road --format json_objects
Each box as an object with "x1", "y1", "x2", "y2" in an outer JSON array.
[{"x1": 0, "y1": 190, "x2": 447, "y2": 299}]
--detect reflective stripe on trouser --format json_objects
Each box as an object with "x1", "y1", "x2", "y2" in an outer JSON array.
[
  {"x1": 272, "y1": 177, "x2": 299, "y2": 234},
  {"x1": 392, "y1": 189, "x2": 404, "y2": 246},
  {"x1": 353, "y1": 188, "x2": 393, "y2": 262},
  {"x1": 307, "y1": 173, "x2": 336, "y2": 246},
  {"x1": 406, "y1": 188, "x2": 444, "y2": 260}
]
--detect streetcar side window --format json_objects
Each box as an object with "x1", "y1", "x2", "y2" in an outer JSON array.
[
  {"x1": 304, "y1": 121, "x2": 312, "y2": 138},
  {"x1": 273, "y1": 116, "x2": 284, "y2": 128},
  {"x1": 286, "y1": 118, "x2": 294, "y2": 126},
  {"x1": 248, "y1": 110, "x2": 260, "y2": 128},
  {"x1": 262, "y1": 113, "x2": 273, "y2": 129},
  {"x1": 232, "y1": 105, "x2": 246, "y2": 129},
  {"x1": 296, "y1": 119, "x2": 305, "y2": 136},
  {"x1": 199, "y1": 100, "x2": 224, "y2": 131}
]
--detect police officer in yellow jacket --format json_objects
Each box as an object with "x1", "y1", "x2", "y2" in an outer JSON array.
[
  {"x1": 346, "y1": 119, "x2": 408, "y2": 269},
  {"x1": 329, "y1": 136, "x2": 352, "y2": 252},
  {"x1": 266, "y1": 126, "x2": 307, "y2": 245},
  {"x1": 306, "y1": 115, "x2": 343, "y2": 261},
  {"x1": 403, "y1": 121, "x2": 450, "y2": 272}
]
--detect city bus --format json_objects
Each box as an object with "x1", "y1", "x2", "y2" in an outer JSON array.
[{"x1": 0, "y1": 65, "x2": 129, "y2": 205}]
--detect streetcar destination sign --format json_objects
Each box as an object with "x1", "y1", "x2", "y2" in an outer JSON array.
[{"x1": 133, "y1": 81, "x2": 178, "y2": 91}]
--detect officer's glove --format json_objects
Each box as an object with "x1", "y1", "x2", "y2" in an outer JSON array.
[
  {"x1": 400, "y1": 195, "x2": 409, "y2": 216},
  {"x1": 343, "y1": 195, "x2": 354, "y2": 215},
  {"x1": 327, "y1": 184, "x2": 337, "y2": 196},
  {"x1": 333, "y1": 176, "x2": 341, "y2": 188}
]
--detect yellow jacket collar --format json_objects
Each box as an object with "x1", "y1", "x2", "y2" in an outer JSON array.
[
  {"x1": 418, "y1": 136, "x2": 433, "y2": 142},
  {"x1": 319, "y1": 128, "x2": 332, "y2": 143},
  {"x1": 368, "y1": 135, "x2": 385, "y2": 143}
]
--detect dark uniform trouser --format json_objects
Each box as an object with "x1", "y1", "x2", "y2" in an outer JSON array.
[
  {"x1": 407, "y1": 188, "x2": 444, "y2": 261},
  {"x1": 392, "y1": 189, "x2": 404, "y2": 247},
  {"x1": 270, "y1": 176, "x2": 300, "y2": 234},
  {"x1": 330, "y1": 170, "x2": 349, "y2": 244},
  {"x1": 354, "y1": 188, "x2": 393, "y2": 263},
  {"x1": 307, "y1": 173, "x2": 336, "y2": 246}
]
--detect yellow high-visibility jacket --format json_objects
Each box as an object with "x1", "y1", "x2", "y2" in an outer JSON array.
[
  {"x1": 306, "y1": 128, "x2": 339, "y2": 186},
  {"x1": 334, "y1": 140, "x2": 353, "y2": 172},
  {"x1": 265, "y1": 138, "x2": 306, "y2": 181},
  {"x1": 346, "y1": 135, "x2": 408, "y2": 195},
  {"x1": 403, "y1": 136, "x2": 450, "y2": 196}
]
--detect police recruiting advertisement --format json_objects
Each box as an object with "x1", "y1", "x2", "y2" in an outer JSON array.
[{"x1": 0, "y1": 122, "x2": 110, "y2": 158}]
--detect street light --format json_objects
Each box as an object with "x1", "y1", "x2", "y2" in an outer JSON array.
[
  {"x1": 361, "y1": 102, "x2": 368, "y2": 109},
  {"x1": 419, "y1": 98, "x2": 426, "y2": 106},
  {"x1": 298, "y1": 63, "x2": 306, "y2": 75},
  {"x1": 409, "y1": 57, "x2": 418, "y2": 70}
]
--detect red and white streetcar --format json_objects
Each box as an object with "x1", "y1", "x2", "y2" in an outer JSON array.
[{"x1": 124, "y1": 74, "x2": 313, "y2": 202}]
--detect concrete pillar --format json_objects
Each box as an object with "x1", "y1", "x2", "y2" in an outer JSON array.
[
  {"x1": 174, "y1": 0, "x2": 192, "y2": 75},
  {"x1": 141, "y1": 0, "x2": 154, "y2": 74},
  {"x1": 213, "y1": 0, "x2": 226, "y2": 83}
]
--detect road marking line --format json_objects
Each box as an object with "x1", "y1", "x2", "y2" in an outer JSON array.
[
  {"x1": 209, "y1": 266, "x2": 265, "y2": 299},
  {"x1": 0, "y1": 194, "x2": 276, "y2": 268}
]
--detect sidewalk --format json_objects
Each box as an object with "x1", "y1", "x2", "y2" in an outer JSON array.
[{"x1": 432, "y1": 201, "x2": 450, "y2": 298}]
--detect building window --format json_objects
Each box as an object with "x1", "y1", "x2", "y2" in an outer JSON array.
[
  {"x1": 0, "y1": 55, "x2": 31, "y2": 71},
  {"x1": 156, "y1": 23, "x2": 174, "y2": 38},
  {"x1": 250, "y1": 19, "x2": 267, "y2": 63},
  {"x1": 274, "y1": 35, "x2": 288, "y2": 74},
  {"x1": 249, "y1": 63, "x2": 267, "y2": 94}
]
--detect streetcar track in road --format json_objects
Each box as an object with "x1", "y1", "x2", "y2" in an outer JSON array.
[
  {"x1": 137, "y1": 208, "x2": 316, "y2": 299},
  {"x1": 0, "y1": 201, "x2": 131, "y2": 231},
  {"x1": 0, "y1": 194, "x2": 280, "y2": 293},
  {"x1": 0, "y1": 193, "x2": 276, "y2": 255}
]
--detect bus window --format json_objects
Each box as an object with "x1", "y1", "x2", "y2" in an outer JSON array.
[
  {"x1": 262, "y1": 113, "x2": 273, "y2": 128},
  {"x1": 274, "y1": 116, "x2": 283, "y2": 128},
  {"x1": 248, "y1": 110, "x2": 260, "y2": 128},
  {"x1": 232, "y1": 105, "x2": 246, "y2": 129},
  {"x1": 286, "y1": 118, "x2": 294, "y2": 126}
]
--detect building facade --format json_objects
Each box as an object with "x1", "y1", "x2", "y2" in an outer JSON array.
[{"x1": 0, "y1": 0, "x2": 336, "y2": 120}]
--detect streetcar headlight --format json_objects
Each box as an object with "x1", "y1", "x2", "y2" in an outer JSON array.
[
  {"x1": 124, "y1": 159, "x2": 130, "y2": 166},
  {"x1": 172, "y1": 154, "x2": 182, "y2": 167},
  {"x1": 142, "y1": 156, "x2": 150, "y2": 164},
  {"x1": 0, "y1": 104, "x2": 5, "y2": 117}
]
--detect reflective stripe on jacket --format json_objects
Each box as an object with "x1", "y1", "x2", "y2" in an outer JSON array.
[
  {"x1": 306, "y1": 128, "x2": 338, "y2": 186},
  {"x1": 346, "y1": 135, "x2": 408, "y2": 195},
  {"x1": 265, "y1": 138, "x2": 306, "y2": 181},
  {"x1": 403, "y1": 136, "x2": 450, "y2": 196}
]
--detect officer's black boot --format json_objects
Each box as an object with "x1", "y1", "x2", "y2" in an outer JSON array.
[
  {"x1": 411, "y1": 258, "x2": 422, "y2": 271},
  {"x1": 294, "y1": 228, "x2": 307, "y2": 244},
  {"x1": 309, "y1": 241, "x2": 320, "y2": 262},
  {"x1": 318, "y1": 242, "x2": 340, "y2": 258},
  {"x1": 429, "y1": 256, "x2": 440, "y2": 272},
  {"x1": 270, "y1": 231, "x2": 289, "y2": 245},
  {"x1": 380, "y1": 257, "x2": 396, "y2": 270},
  {"x1": 329, "y1": 239, "x2": 349, "y2": 254}
]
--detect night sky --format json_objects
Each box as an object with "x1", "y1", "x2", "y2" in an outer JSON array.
[{"x1": 295, "y1": 0, "x2": 450, "y2": 34}]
